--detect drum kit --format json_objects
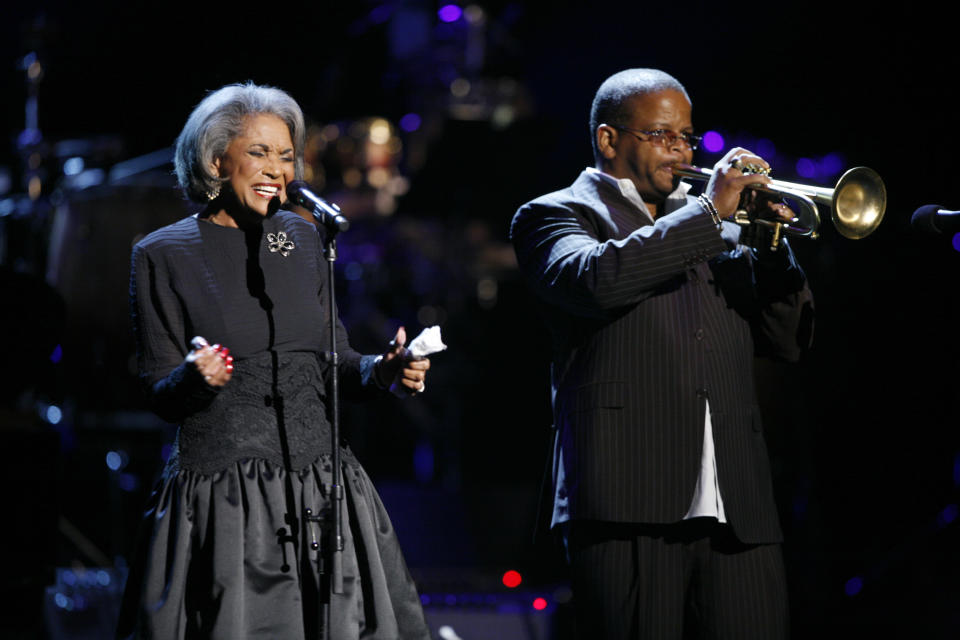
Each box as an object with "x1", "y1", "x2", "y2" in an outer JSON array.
[{"x1": 1, "y1": 53, "x2": 191, "y2": 410}]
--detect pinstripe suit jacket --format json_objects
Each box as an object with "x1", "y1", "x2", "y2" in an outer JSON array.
[{"x1": 510, "y1": 170, "x2": 813, "y2": 544}]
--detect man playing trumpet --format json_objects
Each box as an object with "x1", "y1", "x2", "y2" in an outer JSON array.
[{"x1": 510, "y1": 68, "x2": 814, "y2": 638}]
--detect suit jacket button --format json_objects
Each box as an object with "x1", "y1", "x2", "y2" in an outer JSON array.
[{"x1": 695, "y1": 329, "x2": 704, "y2": 341}]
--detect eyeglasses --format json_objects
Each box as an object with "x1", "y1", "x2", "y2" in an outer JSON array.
[{"x1": 612, "y1": 125, "x2": 702, "y2": 151}]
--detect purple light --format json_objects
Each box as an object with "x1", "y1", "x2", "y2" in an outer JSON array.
[
  {"x1": 438, "y1": 5, "x2": 462, "y2": 22},
  {"x1": 820, "y1": 152, "x2": 844, "y2": 177},
  {"x1": 45, "y1": 405, "x2": 62, "y2": 425},
  {"x1": 399, "y1": 113, "x2": 422, "y2": 132},
  {"x1": 118, "y1": 472, "x2": 139, "y2": 492},
  {"x1": 50, "y1": 344, "x2": 63, "y2": 363},
  {"x1": 952, "y1": 232, "x2": 960, "y2": 253},
  {"x1": 369, "y1": 4, "x2": 392, "y2": 24},
  {"x1": 702, "y1": 131, "x2": 724, "y2": 153},
  {"x1": 796, "y1": 158, "x2": 817, "y2": 179},
  {"x1": 938, "y1": 503, "x2": 958, "y2": 527},
  {"x1": 106, "y1": 451, "x2": 123, "y2": 471},
  {"x1": 844, "y1": 576, "x2": 863, "y2": 596},
  {"x1": 344, "y1": 262, "x2": 363, "y2": 282},
  {"x1": 413, "y1": 441, "x2": 435, "y2": 484},
  {"x1": 755, "y1": 138, "x2": 776, "y2": 161}
]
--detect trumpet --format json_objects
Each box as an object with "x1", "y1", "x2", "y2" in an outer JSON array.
[{"x1": 673, "y1": 165, "x2": 887, "y2": 250}]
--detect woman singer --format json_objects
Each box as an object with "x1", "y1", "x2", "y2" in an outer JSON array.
[{"x1": 117, "y1": 82, "x2": 432, "y2": 640}]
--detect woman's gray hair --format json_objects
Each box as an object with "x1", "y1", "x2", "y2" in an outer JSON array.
[{"x1": 174, "y1": 82, "x2": 306, "y2": 203}]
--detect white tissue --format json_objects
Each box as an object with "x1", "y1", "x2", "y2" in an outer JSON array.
[{"x1": 407, "y1": 325, "x2": 447, "y2": 359}]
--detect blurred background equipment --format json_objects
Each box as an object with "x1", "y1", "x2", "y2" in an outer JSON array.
[{"x1": 1, "y1": 1, "x2": 958, "y2": 638}]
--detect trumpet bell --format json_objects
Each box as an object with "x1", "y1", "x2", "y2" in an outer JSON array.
[{"x1": 831, "y1": 166, "x2": 886, "y2": 240}]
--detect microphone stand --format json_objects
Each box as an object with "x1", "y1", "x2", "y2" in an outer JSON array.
[{"x1": 302, "y1": 202, "x2": 349, "y2": 639}]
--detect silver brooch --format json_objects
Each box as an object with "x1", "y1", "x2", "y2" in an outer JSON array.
[{"x1": 267, "y1": 231, "x2": 295, "y2": 257}]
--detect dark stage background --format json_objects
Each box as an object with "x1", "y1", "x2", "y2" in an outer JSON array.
[{"x1": 1, "y1": 2, "x2": 958, "y2": 638}]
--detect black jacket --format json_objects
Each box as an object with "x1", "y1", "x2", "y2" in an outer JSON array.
[{"x1": 510, "y1": 170, "x2": 813, "y2": 544}]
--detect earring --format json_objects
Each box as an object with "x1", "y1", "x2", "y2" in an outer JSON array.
[{"x1": 206, "y1": 182, "x2": 221, "y2": 201}]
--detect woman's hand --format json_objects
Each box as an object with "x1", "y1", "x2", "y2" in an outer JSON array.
[
  {"x1": 376, "y1": 326, "x2": 431, "y2": 397},
  {"x1": 187, "y1": 336, "x2": 233, "y2": 387}
]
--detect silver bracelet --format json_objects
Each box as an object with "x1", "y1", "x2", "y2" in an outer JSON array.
[{"x1": 697, "y1": 194, "x2": 722, "y2": 228}]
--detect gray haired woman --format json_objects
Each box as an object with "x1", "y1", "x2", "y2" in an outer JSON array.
[{"x1": 118, "y1": 83, "x2": 432, "y2": 639}]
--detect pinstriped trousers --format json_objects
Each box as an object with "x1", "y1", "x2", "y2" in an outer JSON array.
[{"x1": 567, "y1": 518, "x2": 788, "y2": 639}]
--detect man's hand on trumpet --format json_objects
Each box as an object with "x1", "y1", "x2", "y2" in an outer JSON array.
[{"x1": 697, "y1": 147, "x2": 795, "y2": 223}]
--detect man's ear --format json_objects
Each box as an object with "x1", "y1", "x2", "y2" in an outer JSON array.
[
  {"x1": 210, "y1": 157, "x2": 222, "y2": 178},
  {"x1": 596, "y1": 124, "x2": 618, "y2": 161}
]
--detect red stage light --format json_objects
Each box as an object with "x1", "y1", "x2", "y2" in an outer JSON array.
[
  {"x1": 532, "y1": 597, "x2": 548, "y2": 611},
  {"x1": 502, "y1": 570, "x2": 522, "y2": 588}
]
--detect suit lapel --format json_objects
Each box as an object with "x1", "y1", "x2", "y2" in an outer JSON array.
[{"x1": 571, "y1": 170, "x2": 656, "y2": 240}]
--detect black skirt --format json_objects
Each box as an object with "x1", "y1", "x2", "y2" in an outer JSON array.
[{"x1": 118, "y1": 453, "x2": 430, "y2": 639}]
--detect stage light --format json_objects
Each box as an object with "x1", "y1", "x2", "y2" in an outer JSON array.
[
  {"x1": 450, "y1": 78, "x2": 470, "y2": 98},
  {"x1": 369, "y1": 119, "x2": 392, "y2": 145},
  {"x1": 532, "y1": 597, "x2": 548, "y2": 610},
  {"x1": 938, "y1": 503, "x2": 958, "y2": 526},
  {"x1": 438, "y1": 5, "x2": 462, "y2": 23},
  {"x1": 820, "y1": 152, "x2": 844, "y2": 177},
  {"x1": 118, "y1": 473, "x2": 139, "y2": 492},
  {"x1": 50, "y1": 344, "x2": 63, "y2": 363},
  {"x1": 438, "y1": 626, "x2": 463, "y2": 640},
  {"x1": 414, "y1": 441, "x2": 435, "y2": 484},
  {"x1": 795, "y1": 158, "x2": 816, "y2": 179},
  {"x1": 755, "y1": 138, "x2": 776, "y2": 162},
  {"x1": 502, "y1": 569, "x2": 522, "y2": 588},
  {"x1": 952, "y1": 232, "x2": 960, "y2": 253},
  {"x1": 344, "y1": 262, "x2": 364, "y2": 281},
  {"x1": 106, "y1": 450, "x2": 123, "y2": 471},
  {"x1": 844, "y1": 576, "x2": 863, "y2": 596},
  {"x1": 400, "y1": 113, "x2": 422, "y2": 132},
  {"x1": 45, "y1": 405, "x2": 62, "y2": 425},
  {"x1": 702, "y1": 131, "x2": 724, "y2": 153},
  {"x1": 63, "y1": 157, "x2": 84, "y2": 176}
]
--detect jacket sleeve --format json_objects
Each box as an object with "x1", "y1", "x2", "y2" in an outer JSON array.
[
  {"x1": 510, "y1": 197, "x2": 729, "y2": 318},
  {"x1": 750, "y1": 238, "x2": 815, "y2": 362},
  {"x1": 324, "y1": 311, "x2": 384, "y2": 401},
  {"x1": 310, "y1": 235, "x2": 384, "y2": 401},
  {"x1": 130, "y1": 243, "x2": 219, "y2": 423}
]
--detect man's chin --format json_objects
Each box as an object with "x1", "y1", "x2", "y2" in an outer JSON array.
[{"x1": 652, "y1": 177, "x2": 680, "y2": 200}]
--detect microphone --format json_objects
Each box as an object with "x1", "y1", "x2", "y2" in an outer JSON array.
[
  {"x1": 286, "y1": 181, "x2": 350, "y2": 232},
  {"x1": 911, "y1": 205, "x2": 960, "y2": 234}
]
